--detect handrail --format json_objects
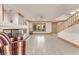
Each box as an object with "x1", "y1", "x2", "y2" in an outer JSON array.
[
  {"x1": 57, "y1": 11, "x2": 79, "y2": 32},
  {"x1": 64, "y1": 11, "x2": 79, "y2": 22}
]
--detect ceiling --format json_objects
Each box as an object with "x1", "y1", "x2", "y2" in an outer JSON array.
[{"x1": 4, "y1": 4, "x2": 79, "y2": 21}]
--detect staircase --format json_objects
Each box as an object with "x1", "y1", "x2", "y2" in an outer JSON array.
[{"x1": 57, "y1": 11, "x2": 79, "y2": 46}]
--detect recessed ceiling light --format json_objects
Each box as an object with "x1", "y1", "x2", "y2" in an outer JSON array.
[{"x1": 70, "y1": 12, "x2": 76, "y2": 15}]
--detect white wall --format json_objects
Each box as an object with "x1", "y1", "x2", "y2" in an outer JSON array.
[
  {"x1": 0, "y1": 5, "x2": 3, "y2": 32},
  {"x1": 24, "y1": 21, "x2": 30, "y2": 38},
  {"x1": 46, "y1": 22, "x2": 52, "y2": 33},
  {"x1": 0, "y1": 9, "x2": 30, "y2": 39},
  {"x1": 0, "y1": 5, "x2": 2, "y2": 25},
  {"x1": 29, "y1": 22, "x2": 52, "y2": 33},
  {"x1": 58, "y1": 24, "x2": 79, "y2": 46},
  {"x1": 3, "y1": 11, "x2": 18, "y2": 25}
]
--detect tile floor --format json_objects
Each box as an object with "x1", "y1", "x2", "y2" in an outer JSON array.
[{"x1": 26, "y1": 35, "x2": 79, "y2": 55}]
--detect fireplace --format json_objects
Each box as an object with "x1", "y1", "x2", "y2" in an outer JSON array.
[{"x1": 3, "y1": 29, "x2": 27, "y2": 38}]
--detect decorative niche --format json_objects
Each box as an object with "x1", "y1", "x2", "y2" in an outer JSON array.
[{"x1": 32, "y1": 23, "x2": 46, "y2": 32}]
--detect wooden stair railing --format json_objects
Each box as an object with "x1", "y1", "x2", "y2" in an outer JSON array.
[
  {"x1": 57, "y1": 11, "x2": 79, "y2": 32},
  {"x1": 0, "y1": 40, "x2": 26, "y2": 55}
]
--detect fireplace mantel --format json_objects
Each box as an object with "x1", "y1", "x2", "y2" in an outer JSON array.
[{"x1": 0, "y1": 23, "x2": 27, "y2": 29}]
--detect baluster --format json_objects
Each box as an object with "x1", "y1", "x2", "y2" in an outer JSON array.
[
  {"x1": 67, "y1": 18, "x2": 69, "y2": 27},
  {"x1": 64, "y1": 22, "x2": 66, "y2": 29},
  {"x1": 76, "y1": 13, "x2": 78, "y2": 24},
  {"x1": 69, "y1": 18, "x2": 71, "y2": 27},
  {"x1": 74, "y1": 14, "x2": 76, "y2": 25},
  {"x1": 73, "y1": 15, "x2": 75, "y2": 25},
  {"x1": 75, "y1": 13, "x2": 77, "y2": 24},
  {"x1": 71, "y1": 17, "x2": 73, "y2": 26},
  {"x1": 72, "y1": 15, "x2": 74, "y2": 25},
  {"x1": 67, "y1": 18, "x2": 70, "y2": 28},
  {"x1": 77, "y1": 12, "x2": 79, "y2": 23},
  {"x1": 62, "y1": 22, "x2": 64, "y2": 30},
  {"x1": 68, "y1": 18, "x2": 70, "y2": 27}
]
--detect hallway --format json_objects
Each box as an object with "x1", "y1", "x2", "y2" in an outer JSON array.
[{"x1": 26, "y1": 35, "x2": 79, "y2": 55}]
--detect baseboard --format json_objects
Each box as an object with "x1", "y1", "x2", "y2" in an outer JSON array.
[{"x1": 32, "y1": 32, "x2": 53, "y2": 35}]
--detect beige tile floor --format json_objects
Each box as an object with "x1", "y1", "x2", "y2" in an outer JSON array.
[{"x1": 26, "y1": 35, "x2": 79, "y2": 55}]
